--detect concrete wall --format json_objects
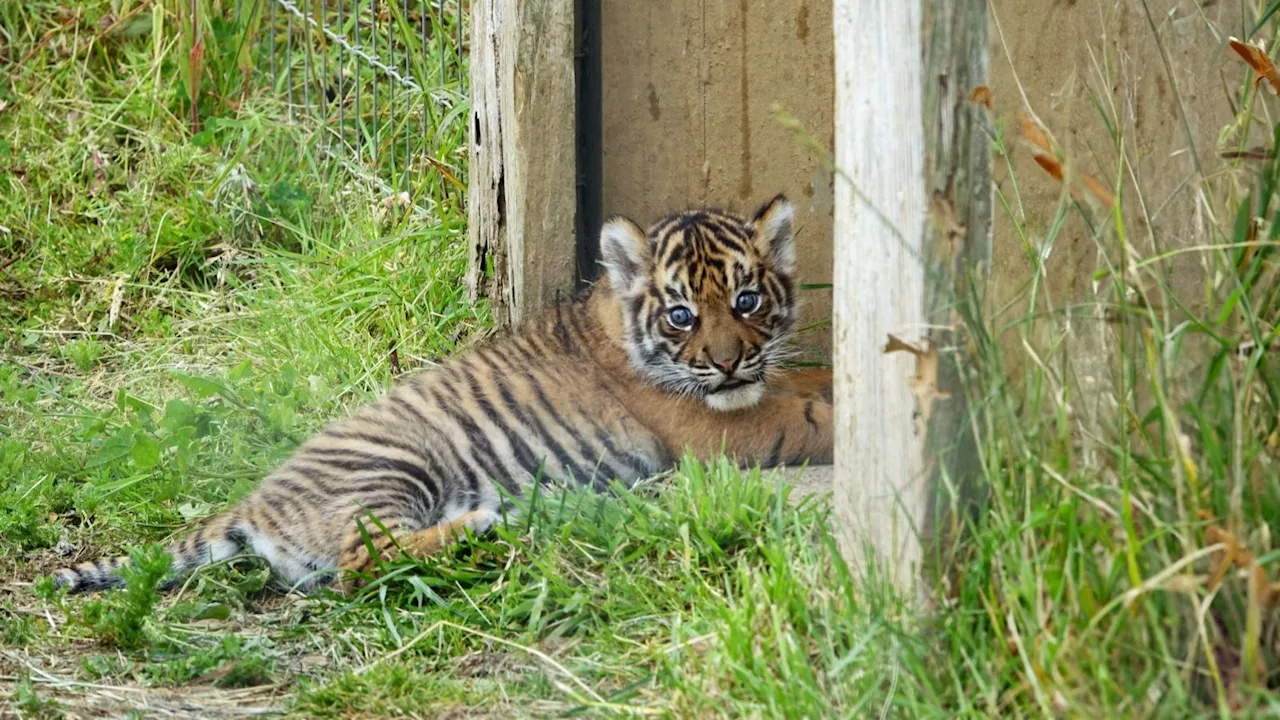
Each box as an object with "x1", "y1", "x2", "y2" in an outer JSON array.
[{"x1": 597, "y1": 0, "x2": 1254, "y2": 368}]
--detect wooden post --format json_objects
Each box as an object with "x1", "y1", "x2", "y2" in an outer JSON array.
[
  {"x1": 831, "y1": 0, "x2": 991, "y2": 598},
  {"x1": 467, "y1": 0, "x2": 579, "y2": 327}
]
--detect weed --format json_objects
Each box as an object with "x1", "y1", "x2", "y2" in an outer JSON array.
[
  {"x1": 79, "y1": 653, "x2": 133, "y2": 682},
  {"x1": 143, "y1": 634, "x2": 275, "y2": 688},
  {"x1": 295, "y1": 664, "x2": 489, "y2": 716},
  {"x1": 0, "y1": 607, "x2": 38, "y2": 646},
  {"x1": 59, "y1": 337, "x2": 103, "y2": 373},
  {"x1": 74, "y1": 544, "x2": 172, "y2": 649},
  {"x1": 10, "y1": 676, "x2": 64, "y2": 719}
]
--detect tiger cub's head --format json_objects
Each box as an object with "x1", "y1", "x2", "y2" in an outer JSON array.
[{"x1": 599, "y1": 194, "x2": 798, "y2": 412}]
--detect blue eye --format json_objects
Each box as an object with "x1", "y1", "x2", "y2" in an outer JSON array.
[
  {"x1": 667, "y1": 306, "x2": 695, "y2": 329},
  {"x1": 734, "y1": 291, "x2": 761, "y2": 314}
]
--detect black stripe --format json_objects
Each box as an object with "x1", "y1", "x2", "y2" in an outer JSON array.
[
  {"x1": 627, "y1": 295, "x2": 645, "y2": 321},
  {"x1": 323, "y1": 428, "x2": 431, "y2": 461},
  {"x1": 803, "y1": 401, "x2": 818, "y2": 432},
  {"x1": 523, "y1": 370, "x2": 598, "y2": 484},
  {"x1": 346, "y1": 485, "x2": 421, "y2": 515},
  {"x1": 255, "y1": 498, "x2": 307, "y2": 547},
  {"x1": 588, "y1": 423, "x2": 648, "y2": 480},
  {"x1": 436, "y1": 433, "x2": 489, "y2": 499},
  {"x1": 225, "y1": 526, "x2": 248, "y2": 551},
  {"x1": 703, "y1": 221, "x2": 748, "y2": 254},
  {"x1": 459, "y1": 359, "x2": 544, "y2": 481},
  {"x1": 365, "y1": 395, "x2": 465, "y2": 509},
  {"x1": 357, "y1": 495, "x2": 421, "y2": 519},
  {"x1": 269, "y1": 473, "x2": 333, "y2": 506},
  {"x1": 502, "y1": 369, "x2": 581, "y2": 484},
  {"x1": 700, "y1": 254, "x2": 727, "y2": 275},
  {"x1": 424, "y1": 382, "x2": 508, "y2": 494},
  {"x1": 664, "y1": 241, "x2": 688, "y2": 269},
  {"x1": 299, "y1": 448, "x2": 441, "y2": 506},
  {"x1": 553, "y1": 304, "x2": 577, "y2": 354},
  {"x1": 386, "y1": 393, "x2": 431, "y2": 426},
  {"x1": 473, "y1": 352, "x2": 553, "y2": 481},
  {"x1": 651, "y1": 213, "x2": 684, "y2": 238},
  {"x1": 259, "y1": 486, "x2": 313, "y2": 521},
  {"x1": 776, "y1": 273, "x2": 795, "y2": 300},
  {"x1": 765, "y1": 432, "x2": 786, "y2": 468},
  {"x1": 564, "y1": 302, "x2": 593, "y2": 349}
]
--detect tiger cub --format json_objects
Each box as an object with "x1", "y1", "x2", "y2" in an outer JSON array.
[{"x1": 52, "y1": 194, "x2": 834, "y2": 595}]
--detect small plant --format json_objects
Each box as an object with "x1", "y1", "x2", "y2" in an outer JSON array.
[
  {"x1": 80, "y1": 653, "x2": 132, "y2": 681},
  {"x1": 74, "y1": 544, "x2": 172, "y2": 649},
  {"x1": 0, "y1": 492, "x2": 60, "y2": 551},
  {"x1": 0, "y1": 606, "x2": 38, "y2": 646},
  {"x1": 12, "y1": 675, "x2": 64, "y2": 719},
  {"x1": 61, "y1": 337, "x2": 103, "y2": 372},
  {"x1": 144, "y1": 634, "x2": 275, "y2": 688}
]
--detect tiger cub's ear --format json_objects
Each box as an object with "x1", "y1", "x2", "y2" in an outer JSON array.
[
  {"x1": 599, "y1": 215, "x2": 651, "y2": 296},
  {"x1": 750, "y1": 194, "x2": 796, "y2": 276}
]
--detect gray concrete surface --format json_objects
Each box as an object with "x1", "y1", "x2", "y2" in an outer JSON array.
[{"x1": 774, "y1": 464, "x2": 834, "y2": 505}]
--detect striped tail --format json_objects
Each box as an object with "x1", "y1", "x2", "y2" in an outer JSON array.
[{"x1": 51, "y1": 513, "x2": 246, "y2": 594}]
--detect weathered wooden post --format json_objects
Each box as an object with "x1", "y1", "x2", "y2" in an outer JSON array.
[
  {"x1": 831, "y1": 0, "x2": 991, "y2": 598},
  {"x1": 467, "y1": 0, "x2": 579, "y2": 327}
]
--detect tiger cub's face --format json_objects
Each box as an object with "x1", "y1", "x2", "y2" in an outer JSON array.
[{"x1": 599, "y1": 194, "x2": 798, "y2": 412}]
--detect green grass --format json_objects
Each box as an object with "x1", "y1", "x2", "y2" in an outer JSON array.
[{"x1": 3, "y1": 0, "x2": 1280, "y2": 717}]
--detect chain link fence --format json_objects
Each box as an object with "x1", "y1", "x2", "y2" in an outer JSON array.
[{"x1": 233, "y1": 0, "x2": 468, "y2": 212}]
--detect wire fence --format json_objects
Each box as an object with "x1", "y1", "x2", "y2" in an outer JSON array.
[{"x1": 235, "y1": 0, "x2": 468, "y2": 211}]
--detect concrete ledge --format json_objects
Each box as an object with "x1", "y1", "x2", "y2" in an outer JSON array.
[{"x1": 771, "y1": 464, "x2": 835, "y2": 505}]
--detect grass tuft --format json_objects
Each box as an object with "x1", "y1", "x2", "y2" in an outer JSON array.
[{"x1": 74, "y1": 544, "x2": 171, "y2": 649}]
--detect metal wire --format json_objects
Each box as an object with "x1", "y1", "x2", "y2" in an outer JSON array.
[
  {"x1": 402, "y1": 0, "x2": 411, "y2": 187},
  {"x1": 257, "y1": 0, "x2": 461, "y2": 201},
  {"x1": 371, "y1": 0, "x2": 379, "y2": 165},
  {"x1": 302, "y1": 0, "x2": 313, "y2": 119},
  {"x1": 285, "y1": 0, "x2": 294, "y2": 119},
  {"x1": 338, "y1": 0, "x2": 346, "y2": 157}
]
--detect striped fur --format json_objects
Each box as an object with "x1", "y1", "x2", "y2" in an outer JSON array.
[{"x1": 52, "y1": 194, "x2": 834, "y2": 595}]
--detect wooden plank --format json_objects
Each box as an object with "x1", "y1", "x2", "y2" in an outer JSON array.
[
  {"x1": 467, "y1": 0, "x2": 578, "y2": 327},
  {"x1": 831, "y1": 0, "x2": 990, "y2": 599},
  {"x1": 598, "y1": 0, "x2": 835, "y2": 360}
]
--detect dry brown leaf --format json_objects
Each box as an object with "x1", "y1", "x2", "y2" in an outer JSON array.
[
  {"x1": 1228, "y1": 37, "x2": 1280, "y2": 94},
  {"x1": 1032, "y1": 154, "x2": 1065, "y2": 182},
  {"x1": 1018, "y1": 113, "x2": 1115, "y2": 208},
  {"x1": 1205, "y1": 525, "x2": 1241, "y2": 592},
  {"x1": 1078, "y1": 172, "x2": 1116, "y2": 208},
  {"x1": 1220, "y1": 147, "x2": 1275, "y2": 161},
  {"x1": 1017, "y1": 112, "x2": 1054, "y2": 155},
  {"x1": 969, "y1": 85, "x2": 993, "y2": 109},
  {"x1": 884, "y1": 335, "x2": 950, "y2": 432},
  {"x1": 1203, "y1": 525, "x2": 1280, "y2": 607},
  {"x1": 1237, "y1": 216, "x2": 1262, "y2": 272},
  {"x1": 1029, "y1": 149, "x2": 1113, "y2": 208},
  {"x1": 883, "y1": 334, "x2": 924, "y2": 358}
]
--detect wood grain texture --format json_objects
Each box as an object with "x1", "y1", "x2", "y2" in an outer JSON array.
[
  {"x1": 467, "y1": 0, "x2": 578, "y2": 327},
  {"x1": 831, "y1": 0, "x2": 990, "y2": 599},
  {"x1": 832, "y1": 0, "x2": 927, "y2": 594},
  {"x1": 599, "y1": 0, "x2": 835, "y2": 360}
]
